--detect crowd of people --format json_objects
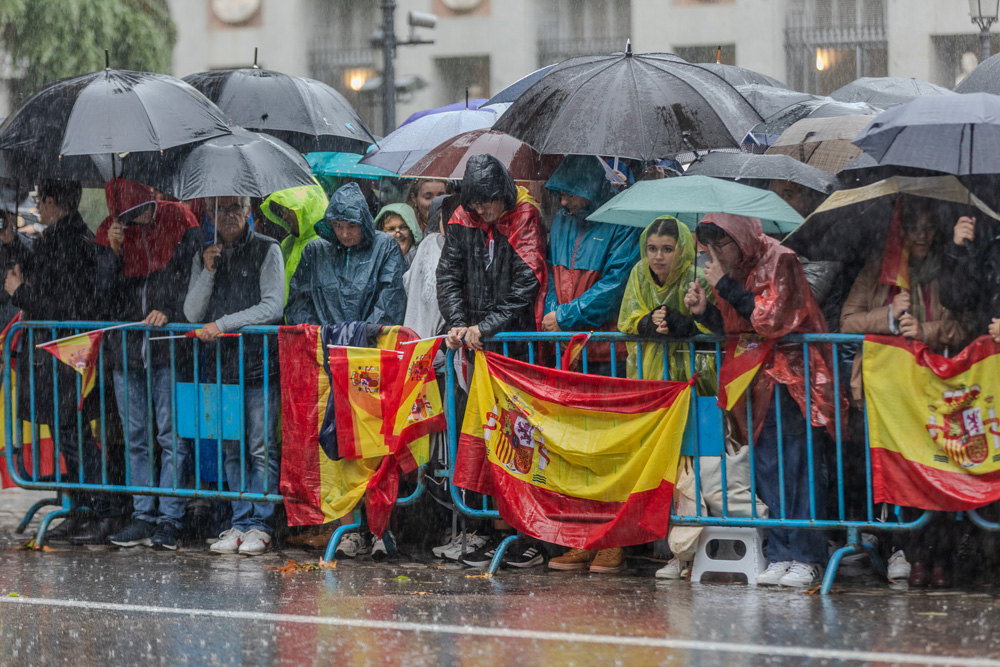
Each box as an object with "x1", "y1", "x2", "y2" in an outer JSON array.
[{"x1": 2, "y1": 149, "x2": 995, "y2": 590}]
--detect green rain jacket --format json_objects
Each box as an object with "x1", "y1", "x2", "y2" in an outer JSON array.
[{"x1": 261, "y1": 183, "x2": 329, "y2": 302}]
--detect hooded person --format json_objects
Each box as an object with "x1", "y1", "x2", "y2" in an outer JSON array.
[
  {"x1": 375, "y1": 202, "x2": 423, "y2": 268},
  {"x1": 95, "y1": 178, "x2": 203, "y2": 550},
  {"x1": 402, "y1": 194, "x2": 457, "y2": 339},
  {"x1": 260, "y1": 183, "x2": 329, "y2": 304},
  {"x1": 438, "y1": 154, "x2": 547, "y2": 356},
  {"x1": 685, "y1": 212, "x2": 839, "y2": 587},
  {"x1": 542, "y1": 155, "x2": 640, "y2": 375},
  {"x1": 285, "y1": 182, "x2": 406, "y2": 326}
]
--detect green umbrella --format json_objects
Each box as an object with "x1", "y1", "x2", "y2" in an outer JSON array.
[
  {"x1": 305, "y1": 151, "x2": 397, "y2": 180},
  {"x1": 587, "y1": 175, "x2": 804, "y2": 234}
]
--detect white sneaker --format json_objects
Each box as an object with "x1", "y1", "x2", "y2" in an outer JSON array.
[
  {"x1": 779, "y1": 561, "x2": 822, "y2": 587},
  {"x1": 371, "y1": 531, "x2": 394, "y2": 561},
  {"x1": 334, "y1": 532, "x2": 369, "y2": 558},
  {"x1": 757, "y1": 561, "x2": 792, "y2": 585},
  {"x1": 887, "y1": 550, "x2": 911, "y2": 580},
  {"x1": 441, "y1": 532, "x2": 487, "y2": 560},
  {"x1": 238, "y1": 529, "x2": 272, "y2": 556},
  {"x1": 210, "y1": 528, "x2": 244, "y2": 554},
  {"x1": 654, "y1": 557, "x2": 691, "y2": 580}
]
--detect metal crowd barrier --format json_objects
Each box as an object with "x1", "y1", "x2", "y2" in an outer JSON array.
[
  {"x1": 0, "y1": 321, "x2": 425, "y2": 558},
  {"x1": 444, "y1": 332, "x2": 936, "y2": 594}
]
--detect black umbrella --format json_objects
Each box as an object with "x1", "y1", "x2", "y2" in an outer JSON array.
[
  {"x1": 484, "y1": 65, "x2": 556, "y2": 106},
  {"x1": 117, "y1": 127, "x2": 316, "y2": 201},
  {"x1": 493, "y1": 46, "x2": 763, "y2": 160},
  {"x1": 184, "y1": 64, "x2": 377, "y2": 154},
  {"x1": 684, "y1": 152, "x2": 837, "y2": 194},
  {"x1": 690, "y1": 63, "x2": 788, "y2": 89},
  {"x1": 853, "y1": 93, "x2": 1000, "y2": 175},
  {"x1": 0, "y1": 68, "x2": 231, "y2": 157},
  {"x1": 829, "y1": 77, "x2": 954, "y2": 109},
  {"x1": 955, "y1": 52, "x2": 1000, "y2": 94},
  {"x1": 736, "y1": 84, "x2": 818, "y2": 120}
]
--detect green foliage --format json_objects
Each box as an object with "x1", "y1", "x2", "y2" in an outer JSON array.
[{"x1": 0, "y1": 0, "x2": 177, "y2": 103}]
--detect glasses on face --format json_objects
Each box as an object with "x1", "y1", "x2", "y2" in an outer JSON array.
[{"x1": 706, "y1": 239, "x2": 734, "y2": 255}]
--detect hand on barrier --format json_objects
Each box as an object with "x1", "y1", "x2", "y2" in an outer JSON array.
[
  {"x1": 446, "y1": 326, "x2": 467, "y2": 350},
  {"x1": 4, "y1": 264, "x2": 22, "y2": 297},
  {"x1": 954, "y1": 216, "x2": 976, "y2": 246},
  {"x1": 143, "y1": 310, "x2": 168, "y2": 327},
  {"x1": 541, "y1": 311, "x2": 561, "y2": 332},
  {"x1": 198, "y1": 322, "x2": 223, "y2": 342},
  {"x1": 685, "y1": 280, "x2": 707, "y2": 316},
  {"x1": 899, "y1": 312, "x2": 923, "y2": 341},
  {"x1": 464, "y1": 325, "x2": 484, "y2": 351},
  {"x1": 107, "y1": 221, "x2": 124, "y2": 256}
]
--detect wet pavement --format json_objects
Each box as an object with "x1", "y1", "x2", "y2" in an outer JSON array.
[{"x1": 0, "y1": 489, "x2": 999, "y2": 666}]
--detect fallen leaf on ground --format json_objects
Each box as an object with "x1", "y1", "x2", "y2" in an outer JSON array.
[
  {"x1": 6, "y1": 592, "x2": 20, "y2": 597},
  {"x1": 319, "y1": 559, "x2": 337, "y2": 569},
  {"x1": 264, "y1": 559, "x2": 325, "y2": 573},
  {"x1": 465, "y1": 573, "x2": 493, "y2": 579},
  {"x1": 394, "y1": 575, "x2": 412, "y2": 583}
]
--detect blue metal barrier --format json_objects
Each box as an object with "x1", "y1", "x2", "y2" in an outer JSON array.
[
  {"x1": 443, "y1": 331, "x2": 935, "y2": 593},
  {"x1": 1, "y1": 320, "x2": 426, "y2": 552}
]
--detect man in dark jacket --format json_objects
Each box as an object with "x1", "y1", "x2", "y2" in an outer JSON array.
[
  {"x1": 184, "y1": 195, "x2": 284, "y2": 556},
  {"x1": 94, "y1": 179, "x2": 202, "y2": 550},
  {"x1": 285, "y1": 182, "x2": 406, "y2": 326},
  {"x1": 4, "y1": 180, "x2": 119, "y2": 542},
  {"x1": 0, "y1": 192, "x2": 33, "y2": 328},
  {"x1": 941, "y1": 214, "x2": 1000, "y2": 342}
]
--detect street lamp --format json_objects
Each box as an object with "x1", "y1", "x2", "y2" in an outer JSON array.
[{"x1": 970, "y1": 0, "x2": 1000, "y2": 63}]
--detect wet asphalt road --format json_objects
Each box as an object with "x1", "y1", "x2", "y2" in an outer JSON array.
[{"x1": 0, "y1": 542, "x2": 998, "y2": 667}]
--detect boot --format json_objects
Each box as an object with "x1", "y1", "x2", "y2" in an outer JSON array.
[
  {"x1": 44, "y1": 514, "x2": 93, "y2": 543},
  {"x1": 69, "y1": 516, "x2": 127, "y2": 546}
]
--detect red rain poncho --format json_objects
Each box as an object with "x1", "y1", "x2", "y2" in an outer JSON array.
[{"x1": 703, "y1": 213, "x2": 841, "y2": 440}]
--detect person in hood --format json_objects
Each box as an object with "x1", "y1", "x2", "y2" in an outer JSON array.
[
  {"x1": 541, "y1": 155, "x2": 639, "y2": 379},
  {"x1": 437, "y1": 154, "x2": 548, "y2": 569},
  {"x1": 184, "y1": 196, "x2": 284, "y2": 556},
  {"x1": 438, "y1": 154, "x2": 547, "y2": 355},
  {"x1": 260, "y1": 183, "x2": 329, "y2": 305},
  {"x1": 94, "y1": 178, "x2": 202, "y2": 550},
  {"x1": 285, "y1": 182, "x2": 406, "y2": 326},
  {"x1": 375, "y1": 202, "x2": 422, "y2": 268},
  {"x1": 684, "y1": 212, "x2": 838, "y2": 589},
  {"x1": 403, "y1": 194, "x2": 457, "y2": 339},
  {"x1": 4, "y1": 180, "x2": 122, "y2": 543}
]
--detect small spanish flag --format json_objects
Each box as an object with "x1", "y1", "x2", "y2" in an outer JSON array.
[
  {"x1": 37, "y1": 330, "x2": 104, "y2": 411},
  {"x1": 716, "y1": 334, "x2": 774, "y2": 411},
  {"x1": 560, "y1": 332, "x2": 592, "y2": 372}
]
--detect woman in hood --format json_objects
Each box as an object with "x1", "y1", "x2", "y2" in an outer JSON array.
[
  {"x1": 260, "y1": 183, "x2": 329, "y2": 304},
  {"x1": 375, "y1": 202, "x2": 423, "y2": 267},
  {"x1": 285, "y1": 182, "x2": 406, "y2": 326}
]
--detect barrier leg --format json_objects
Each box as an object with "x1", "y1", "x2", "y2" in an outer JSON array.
[
  {"x1": 862, "y1": 535, "x2": 886, "y2": 579},
  {"x1": 16, "y1": 496, "x2": 60, "y2": 534},
  {"x1": 487, "y1": 534, "x2": 519, "y2": 575},
  {"x1": 36, "y1": 494, "x2": 80, "y2": 545},
  {"x1": 820, "y1": 526, "x2": 862, "y2": 594},
  {"x1": 323, "y1": 508, "x2": 362, "y2": 563}
]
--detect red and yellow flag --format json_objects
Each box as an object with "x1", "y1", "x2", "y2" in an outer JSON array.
[
  {"x1": 454, "y1": 351, "x2": 692, "y2": 550},
  {"x1": 865, "y1": 335, "x2": 1000, "y2": 511},
  {"x1": 716, "y1": 334, "x2": 774, "y2": 411},
  {"x1": 560, "y1": 332, "x2": 591, "y2": 372},
  {"x1": 37, "y1": 330, "x2": 103, "y2": 411},
  {"x1": 879, "y1": 196, "x2": 910, "y2": 290}
]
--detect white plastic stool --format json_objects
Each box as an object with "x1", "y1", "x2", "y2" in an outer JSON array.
[{"x1": 690, "y1": 526, "x2": 767, "y2": 586}]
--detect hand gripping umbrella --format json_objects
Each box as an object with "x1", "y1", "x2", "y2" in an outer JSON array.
[{"x1": 492, "y1": 44, "x2": 763, "y2": 161}]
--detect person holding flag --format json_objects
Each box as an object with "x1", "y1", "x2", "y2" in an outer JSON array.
[
  {"x1": 684, "y1": 212, "x2": 837, "y2": 588},
  {"x1": 3, "y1": 180, "x2": 123, "y2": 543},
  {"x1": 94, "y1": 178, "x2": 202, "y2": 550},
  {"x1": 183, "y1": 195, "x2": 285, "y2": 556}
]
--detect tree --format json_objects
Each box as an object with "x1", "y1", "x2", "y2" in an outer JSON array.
[{"x1": 0, "y1": 0, "x2": 177, "y2": 106}]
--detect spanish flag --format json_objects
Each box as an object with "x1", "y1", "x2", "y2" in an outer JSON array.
[
  {"x1": 559, "y1": 332, "x2": 591, "y2": 372},
  {"x1": 865, "y1": 335, "x2": 1000, "y2": 511},
  {"x1": 36, "y1": 330, "x2": 103, "y2": 411},
  {"x1": 453, "y1": 351, "x2": 692, "y2": 550},
  {"x1": 716, "y1": 334, "x2": 774, "y2": 411}
]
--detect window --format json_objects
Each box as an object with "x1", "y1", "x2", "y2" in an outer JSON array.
[{"x1": 536, "y1": 0, "x2": 632, "y2": 67}]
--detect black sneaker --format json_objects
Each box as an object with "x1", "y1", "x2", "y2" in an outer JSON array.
[
  {"x1": 462, "y1": 535, "x2": 503, "y2": 568},
  {"x1": 109, "y1": 519, "x2": 155, "y2": 547},
  {"x1": 151, "y1": 522, "x2": 180, "y2": 551},
  {"x1": 505, "y1": 540, "x2": 545, "y2": 568}
]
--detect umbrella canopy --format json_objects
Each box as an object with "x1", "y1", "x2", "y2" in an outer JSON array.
[
  {"x1": 955, "y1": 52, "x2": 1000, "y2": 94},
  {"x1": 403, "y1": 129, "x2": 561, "y2": 181},
  {"x1": 829, "y1": 77, "x2": 955, "y2": 108},
  {"x1": 765, "y1": 115, "x2": 872, "y2": 173},
  {"x1": 747, "y1": 97, "x2": 879, "y2": 148},
  {"x1": 587, "y1": 175, "x2": 803, "y2": 234},
  {"x1": 359, "y1": 109, "x2": 498, "y2": 173},
  {"x1": 492, "y1": 48, "x2": 763, "y2": 161},
  {"x1": 401, "y1": 99, "x2": 488, "y2": 126},
  {"x1": 684, "y1": 152, "x2": 837, "y2": 194},
  {"x1": 0, "y1": 68, "x2": 231, "y2": 157},
  {"x1": 124, "y1": 127, "x2": 315, "y2": 201},
  {"x1": 485, "y1": 65, "x2": 556, "y2": 106},
  {"x1": 690, "y1": 63, "x2": 788, "y2": 89},
  {"x1": 784, "y1": 175, "x2": 1000, "y2": 261},
  {"x1": 184, "y1": 67, "x2": 376, "y2": 154},
  {"x1": 736, "y1": 84, "x2": 818, "y2": 120},
  {"x1": 852, "y1": 93, "x2": 1000, "y2": 175},
  {"x1": 306, "y1": 151, "x2": 397, "y2": 180}
]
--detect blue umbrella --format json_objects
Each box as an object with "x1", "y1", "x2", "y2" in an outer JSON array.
[{"x1": 306, "y1": 152, "x2": 397, "y2": 179}]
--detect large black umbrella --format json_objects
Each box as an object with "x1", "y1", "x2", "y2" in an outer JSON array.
[
  {"x1": 690, "y1": 63, "x2": 788, "y2": 89},
  {"x1": 484, "y1": 65, "x2": 556, "y2": 106},
  {"x1": 829, "y1": 77, "x2": 954, "y2": 109},
  {"x1": 0, "y1": 68, "x2": 231, "y2": 156},
  {"x1": 493, "y1": 47, "x2": 763, "y2": 160},
  {"x1": 955, "y1": 52, "x2": 1000, "y2": 94},
  {"x1": 684, "y1": 152, "x2": 837, "y2": 194},
  {"x1": 184, "y1": 66, "x2": 377, "y2": 154},
  {"x1": 853, "y1": 93, "x2": 1000, "y2": 175}
]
